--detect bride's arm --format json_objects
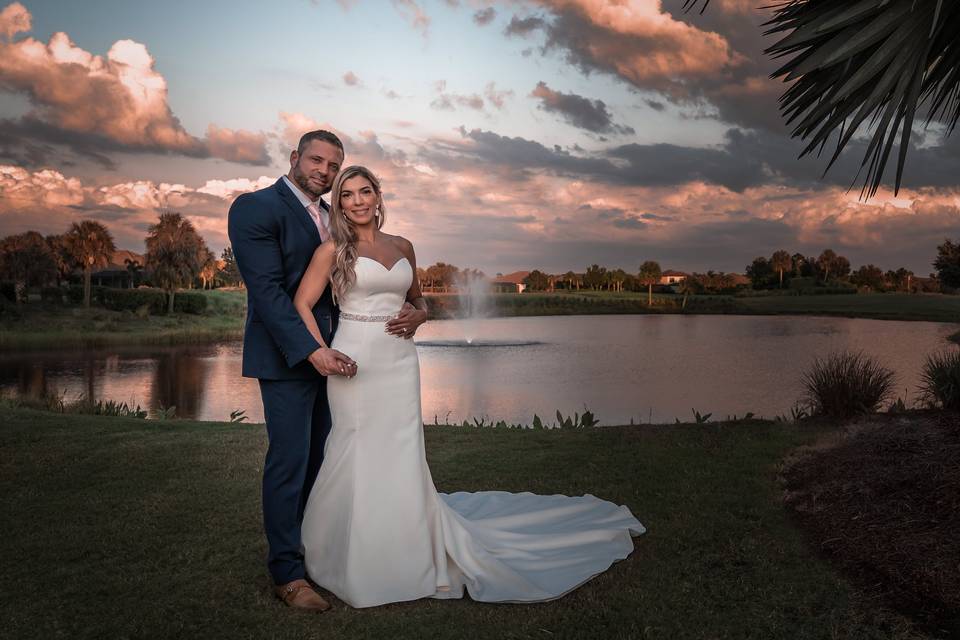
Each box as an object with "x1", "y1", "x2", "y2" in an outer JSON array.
[
  {"x1": 294, "y1": 243, "x2": 336, "y2": 347},
  {"x1": 294, "y1": 243, "x2": 357, "y2": 377},
  {"x1": 386, "y1": 237, "x2": 428, "y2": 339}
]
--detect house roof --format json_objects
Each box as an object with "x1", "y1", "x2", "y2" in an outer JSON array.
[
  {"x1": 492, "y1": 271, "x2": 530, "y2": 285},
  {"x1": 661, "y1": 270, "x2": 688, "y2": 276},
  {"x1": 92, "y1": 249, "x2": 145, "y2": 274}
]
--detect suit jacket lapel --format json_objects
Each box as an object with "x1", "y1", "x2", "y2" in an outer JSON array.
[{"x1": 274, "y1": 178, "x2": 321, "y2": 243}]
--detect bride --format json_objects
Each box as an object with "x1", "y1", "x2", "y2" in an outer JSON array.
[{"x1": 293, "y1": 165, "x2": 644, "y2": 608}]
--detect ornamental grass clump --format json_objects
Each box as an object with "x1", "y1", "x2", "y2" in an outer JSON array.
[
  {"x1": 919, "y1": 348, "x2": 960, "y2": 412},
  {"x1": 801, "y1": 350, "x2": 896, "y2": 419}
]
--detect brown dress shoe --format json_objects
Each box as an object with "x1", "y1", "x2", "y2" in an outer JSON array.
[{"x1": 274, "y1": 579, "x2": 331, "y2": 612}]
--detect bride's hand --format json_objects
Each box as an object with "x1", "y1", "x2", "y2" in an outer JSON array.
[
  {"x1": 386, "y1": 303, "x2": 427, "y2": 340},
  {"x1": 308, "y1": 347, "x2": 357, "y2": 377}
]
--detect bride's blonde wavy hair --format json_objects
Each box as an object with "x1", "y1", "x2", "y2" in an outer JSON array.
[{"x1": 329, "y1": 165, "x2": 386, "y2": 303}]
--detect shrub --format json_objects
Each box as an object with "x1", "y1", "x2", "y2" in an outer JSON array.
[
  {"x1": 0, "y1": 281, "x2": 16, "y2": 302},
  {"x1": 65, "y1": 286, "x2": 208, "y2": 315},
  {"x1": 801, "y1": 350, "x2": 896, "y2": 419},
  {"x1": 173, "y1": 291, "x2": 207, "y2": 314},
  {"x1": 100, "y1": 287, "x2": 167, "y2": 313},
  {"x1": 40, "y1": 286, "x2": 64, "y2": 303},
  {"x1": 67, "y1": 284, "x2": 106, "y2": 305},
  {"x1": 789, "y1": 277, "x2": 817, "y2": 290},
  {"x1": 919, "y1": 349, "x2": 960, "y2": 412}
]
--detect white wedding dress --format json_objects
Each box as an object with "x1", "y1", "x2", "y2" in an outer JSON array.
[{"x1": 302, "y1": 256, "x2": 644, "y2": 608}]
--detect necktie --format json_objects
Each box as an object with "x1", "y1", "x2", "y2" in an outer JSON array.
[{"x1": 306, "y1": 202, "x2": 330, "y2": 242}]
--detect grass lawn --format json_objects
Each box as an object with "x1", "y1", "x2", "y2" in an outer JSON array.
[{"x1": 0, "y1": 407, "x2": 931, "y2": 639}]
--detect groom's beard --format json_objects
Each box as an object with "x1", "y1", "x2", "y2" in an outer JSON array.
[{"x1": 292, "y1": 165, "x2": 329, "y2": 199}]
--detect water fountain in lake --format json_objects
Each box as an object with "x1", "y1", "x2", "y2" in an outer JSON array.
[{"x1": 418, "y1": 273, "x2": 541, "y2": 348}]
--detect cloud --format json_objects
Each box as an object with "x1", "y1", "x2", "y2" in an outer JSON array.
[
  {"x1": 530, "y1": 81, "x2": 633, "y2": 135},
  {"x1": 343, "y1": 71, "x2": 362, "y2": 86},
  {"x1": 0, "y1": 3, "x2": 270, "y2": 165},
  {"x1": 484, "y1": 82, "x2": 513, "y2": 109},
  {"x1": 430, "y1": 81, "x2": 486, "y2": 111},
  {"x1": 473, "y1": 7, "x2": 496, "y2": 25},
  {"x1": 392, "y1": 0, "x2": 430, "y2": 36},
  {"x1": 504, "y1": 14, "x2": 545, "y2": 36},
  {"x1": 0, "y1": 1, "x2": 29, "y2": 40},
  {"x1": 0, "y1": 162, "x2": 277, "y2": 251},
  {"x1": 505, "y1": 0, "x2": 739, "y2": 92}
]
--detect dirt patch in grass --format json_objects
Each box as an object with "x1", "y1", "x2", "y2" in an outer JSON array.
[{"x1": 780, "y1": 412, "x2": 960, "y2": 637}]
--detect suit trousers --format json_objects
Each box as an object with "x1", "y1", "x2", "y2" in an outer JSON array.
[{"x1": 258, "y1": 377, "x2": 332, "y2": 585}]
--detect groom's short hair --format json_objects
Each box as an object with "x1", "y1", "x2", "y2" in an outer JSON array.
[{"x1": 297, "y1": 130, "x2": 344, "y2": 156}]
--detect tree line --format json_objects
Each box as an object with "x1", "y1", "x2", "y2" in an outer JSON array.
[
  {"x1": 746, "y1": 244, "x2": 960, "y2": 293},
  {"x1": 0, "y1": 214, "x2": 243, "y2": 312}
]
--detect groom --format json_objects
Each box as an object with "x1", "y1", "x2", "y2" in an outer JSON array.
[{"x1": 228, "y1": 129, "x2": 356, "y2": 611}]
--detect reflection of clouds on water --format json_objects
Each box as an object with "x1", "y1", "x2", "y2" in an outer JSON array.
[
  {"x1": 415, "y1": 340, "x2": 544, "y2": 348},
  {"x1": 0, "y1": 316, "x2": 955, "y2": 424}
]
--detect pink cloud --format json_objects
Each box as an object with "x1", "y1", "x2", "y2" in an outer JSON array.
[
  {"x1": 0, "y1": 3, "x2": 269, "y2": 164},
  {"x1": 392, "y1": 0, "x2": 430, "y2": 35},
  {"x1": 0, "y1": 1, "x2": 29, "y2": 40},
  {"x1": 515, "y1": 0, "x2": 741, "y2": 90}
]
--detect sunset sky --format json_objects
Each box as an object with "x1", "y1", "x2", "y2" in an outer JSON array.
[{"x1": 0, "y1": 0, "x2": 958, "y2": 276}]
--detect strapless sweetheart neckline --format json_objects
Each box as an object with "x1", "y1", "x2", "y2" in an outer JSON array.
[{"x1": 357, "y1": 255, "x2": 409, "y2": 272}]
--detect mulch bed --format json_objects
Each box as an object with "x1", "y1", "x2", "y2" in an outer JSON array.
[{"x1": 780, "y1": 412, "x2": 960, "y2": 637}]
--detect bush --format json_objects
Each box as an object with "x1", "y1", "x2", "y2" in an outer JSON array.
[
  {"x1": 100, "y1": 287, "x2": 167, "y2": 313},
  {"x1": 801, "y1": 350, "x2": 897, "y2": 419},
  {"x1": 919, "y1": 349, "x2": 960, "y2": 412},
  {"x1": 65, "y1": 286, "x2": 208, "y2": 315},
  {"x1": 67, "y1": 284, "x2": 106, "y2": 305},
  {"x1": 0, "y1": 281, "x2": 15, "y2": 302},
  {"x1": 40, "y1": 286, "x2": 64, "y2": 303},
  {"x1": 789, "y1": 277, "x2": 817, "y2": 290},
  {"x1": 173, "y1": 291, "x2": 207, "y2": 314}
]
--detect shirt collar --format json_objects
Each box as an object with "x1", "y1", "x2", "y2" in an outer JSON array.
[{"x1": 281, "y1": 174, "x2": 327, "y2": 210}]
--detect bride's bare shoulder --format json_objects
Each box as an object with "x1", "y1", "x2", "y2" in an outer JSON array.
[{"x1": 385, "y1": 233, "x2": 415, "y2": 255}]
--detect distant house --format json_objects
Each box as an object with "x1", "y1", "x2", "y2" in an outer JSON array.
[
  {"x1": 727, "y1": 273, "x2": 751, "y2": 288},
  {"x1": 659, "y1": 270, "x2": 688, "y2": 285},
  {"x1": 492, "y1": 271, "x2": 530, "y2": 293},
  {"x1": 89, "y1": 249, "x2": 145, "y2": 289}
]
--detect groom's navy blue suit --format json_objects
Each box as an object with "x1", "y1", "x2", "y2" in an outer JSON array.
[{"x1": 227, "y1": 177, "x2": 338, "y2": 585}]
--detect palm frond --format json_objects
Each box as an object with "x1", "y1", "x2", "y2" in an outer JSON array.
[
  {"x1": 764, "y1": 0, "x2": 957, "y2": 197},
  {"x1": 682, "y1": 0, "x2": 710, "y2": 13}
]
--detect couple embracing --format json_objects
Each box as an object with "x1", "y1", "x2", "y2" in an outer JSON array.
[{"x1": 227, "y1": 129, "x2": 645, "y2": 611}]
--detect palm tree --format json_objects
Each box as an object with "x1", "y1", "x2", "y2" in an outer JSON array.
[
  {"x1": 771, "y1": 250, "x2": 792, "y2": 288},
  {"x1": 685, "y1": 0, "x2": 960, "y2": 198},
  {"x1": 145, "y1": 212, "x2": 204, "y2": 314},
  {"x1": 63, "y1": 220, "x2": 115, "y2": 308},
  {"x1": 677, "y1": 276, "x2": 699, "y2": 310},
  {"x1": 45, "y1": 234, "x2": 73, "y2": 286},
  {"x1": 124, "y1": 257, "x2": 143, "y2": 289},
  {"x1": 638, "y1": 261, "x2": 662, "y2": 306},
  {"x1": 817, "y1": 249, "x2": 838, "y2": 284}
]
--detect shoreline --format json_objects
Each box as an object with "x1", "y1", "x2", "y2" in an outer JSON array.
[{"x1": 2, "y1": 290, "x2": 958, "y2": 350}]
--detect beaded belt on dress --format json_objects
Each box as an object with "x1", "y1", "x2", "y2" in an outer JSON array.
[{"x1": 340, "y1": 312, "x2": 396, "y2": 322}]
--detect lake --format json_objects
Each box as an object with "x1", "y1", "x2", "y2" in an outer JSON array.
[{"x1": 1, "y1": 315, "x2": 956, "y2": 425}]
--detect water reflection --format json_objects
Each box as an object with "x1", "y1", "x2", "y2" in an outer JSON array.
[{"x1": 0, "y1": 315, "x2": 956, "y2": 424}]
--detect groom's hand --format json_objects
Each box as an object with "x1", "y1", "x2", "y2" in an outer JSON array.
[{"x1": 308, "y1": 347, "x2": 357, "y2": 377}]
